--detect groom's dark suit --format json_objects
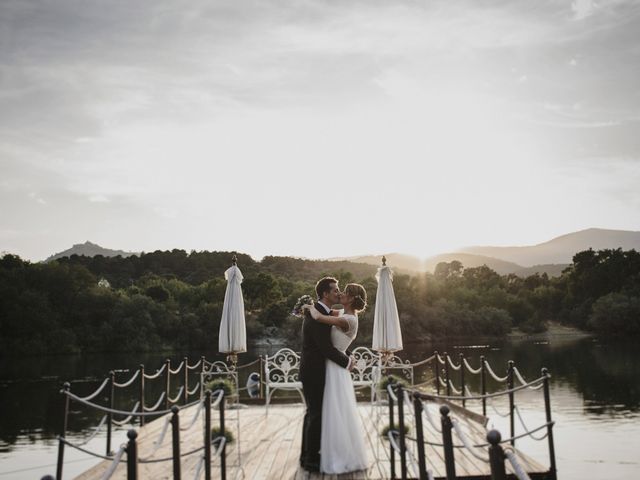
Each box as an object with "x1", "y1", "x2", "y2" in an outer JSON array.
[{"x1": 299, "y1": 302, "x2": 351, "y2": 471}]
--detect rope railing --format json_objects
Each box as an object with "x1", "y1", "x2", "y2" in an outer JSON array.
[
  {"x1": 100, "y1": 443, "x2": 127, "y2": 480},
  {"x1": 463, "y1": 357, "x2": 482, "y2": 375},
  {"x1": 139, "y1": 446, "x2": 205, "y2": 464},
  {"x1": 384, "y1": 358, "x2": 557, "y2": 480},
  {"x1": 168, "y1": 386, "x2": 185, "y2": 404},
  {"x1": 143, "y1": 391, "x2": 168, "y2": 413},
  {"x1": 485, "y1": 362, "x2": 509, "y2": 383},
  {"x1": 187, "y1": 382, "x2": 201, "y2": 396},
  {"x1": 211, "y1": 389, "x2": 225, "y2": 408},
  {"x1": 56, "y1": 354, "x2": 232, "y2": 480},
  {"x1": 504, "y1": 449, "x2": 532, "y2": 480},
  {"x1": 141, "y1": 416, "x2": 171, "y2": 460},
  {"x1": 113, "y1": 370, "x2": 140, "y2": 388},
  {"x1": 447, "y1": 356, "x2": 462, "y2": 371},
  {"x1": 236, "y1": 358, "x2": 261, "y2": 369},
  {"x1": 78, "y1": 378, "x2": 110, "y2": 402},
  {"x1": 451, "y1": 419, "x2": 489, "y2": 462},
  {"x1": 388, "y1": 430, "x2": 420, "y2": 479},
  {"x1": 186, "y1": 359, "x2": 203, "y2": 371},
  {"x1": 180, "y1": 401, "x2": 204, "y2": 431},
  {"x1": 66, "y1": 390, "x2": 174, "y2": 417},
  {"x1": 212, "y1": 436, "x2": 227, "y2": 458},
  {"x1": 387, "y1": 383, "x2": 398, "y2": 402},
  {"x1": 512, "y1": 367, "x2": 544, "y2": 390},
  {"x1": 60, "y1": 436, "x2": 118, "y2": 461},
  {"x1": 416, "y1": 376, "x2": 545, "y2": 402},
  {"x1": 193, "y1": 456, "x2": 205, "y2": 480},
  {"x1": 448, "y1": 380, "x2": 462, "y2": 395},
  {"x1": 112, "y1": 402, "x2": 141, "y2": 426},
  {"x1": 420, "y1": 400, "x2": 442, "y2": 433},
  {"x1": 169, "y1": 361, "x2": 185, "y2": 375},
  {"x1": 514, "y1": 405, "x2": 550, "y2": 441},
  {"x1": 488, "y1": 395, "x2": 512, "y2": 418},
  {"x1": 143, "y1": 363, "x2": 167, "y2": 380},
  {"x1": 403, "y1": 355, "x2": 435, "y2": 368},
  {"x1": 75, "y1": 415, "x2": 108, "y2": 446}
]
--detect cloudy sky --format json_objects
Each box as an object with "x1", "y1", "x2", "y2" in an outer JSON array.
[{"x1": 1, "y1": 0, "x2": 639, "y2": 262}]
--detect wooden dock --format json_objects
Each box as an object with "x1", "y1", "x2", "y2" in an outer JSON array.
[{"x1": 74, "y1": 400, "x2": 547, "y2": 479}]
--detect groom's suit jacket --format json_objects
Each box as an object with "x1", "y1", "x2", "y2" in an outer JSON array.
[{"x1": 299, "y1": 302, "x2": 350, "y2": 384}]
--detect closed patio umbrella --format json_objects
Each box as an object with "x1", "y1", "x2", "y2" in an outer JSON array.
[
  {"x1": 372, "y1": 256, "x2": 403, "y2": 360},
  {"x1": 219, "y1": 254, "x2": 247, "y2": 365}
]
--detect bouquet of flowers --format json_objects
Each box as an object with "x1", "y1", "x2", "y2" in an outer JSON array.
[{"x1": 291, "y1": 294, "x2": 314, "y2": 317}]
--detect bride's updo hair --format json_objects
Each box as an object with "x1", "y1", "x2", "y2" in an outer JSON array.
[{"x1": 345, "y1": 283, "x2": 367, "y2": 312}]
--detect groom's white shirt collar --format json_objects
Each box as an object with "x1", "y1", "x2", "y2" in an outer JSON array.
[{"x1": 317, "y1": 300, "x2": 331, "y2": 314}]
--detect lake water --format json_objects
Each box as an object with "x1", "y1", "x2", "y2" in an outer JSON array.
[{"x1": 1, "y1": 336, "x2": 638, "y2": 479}]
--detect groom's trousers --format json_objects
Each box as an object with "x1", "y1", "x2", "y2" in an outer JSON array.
[{"x1": 300, "y1": 377, "x2": 324, "y2": 470}]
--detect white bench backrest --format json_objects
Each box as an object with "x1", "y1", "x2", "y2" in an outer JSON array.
[{"x1": 265, "y1": 348, "x2": 301, "y2": 384}]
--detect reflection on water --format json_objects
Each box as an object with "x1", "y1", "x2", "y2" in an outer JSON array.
[{"x1": 1, "y1": 338, "x2": 639, "y2": 479}]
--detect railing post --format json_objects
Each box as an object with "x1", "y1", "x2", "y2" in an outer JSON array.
[
  {"x1": 542, "y1": 368, "x2": 557, "y2": 479},
  {"x1": 481, "y1": 356, "x2": 487, "y2": 417},
  {"x1": 107, "y1": 370, "x2": 115, "y2": 455},
  {"x1": 204, "y1": 390, "x2": 212, "y2": 480},
  {"x1": 171, "y1": 405, "x2": 181, "y2": 480},
  {"x1": 388, "y1": 379, "x2": 396, "y2": 480},
  {"x1": 127, "y1": 429, "x2": 138, "y2": 480},
  {"x1": 200, "y1": 356, "x2": 206, "y2": 398},
  {"x1": 444, "y1": 352, "x2": 451, "y2": 396},
  {"x1": 507, "y1": 360, "x2": 515, "y2": 446},
  {"x1": 459, "y1": 353, "x2": 466, "y2": 407},
  {"x1": 183, "y1": 356, "x2": 189, "y2": 405},
  {"x1": 165, "y1": 359, "x2": 171, "y2": 410},
  {"x1": 413, "y1": 393, "x2": 428, "y2": 480},
  {"x1": 218, "y1": 390, "x2": 227, "y2": 480},
  {"x1": 440, "y1": 405, "x2": 456, "y2": 480},
  {"x1": 487, "y1": 430, "x2": 507, "y2": 480},
  {"x1": 139, "y1": 364, "x2": 145, "y2": 427},
  {"x1": 55, "y1": 382, "x2": 71, "y2": 480},
  {"x1": 434, "y1": 351, "x2": 440, "y2": 395},
  {"x1": 396, "y1": 384, "x2": 407, "y2": 480}
]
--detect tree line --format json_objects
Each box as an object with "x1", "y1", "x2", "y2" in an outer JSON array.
[{"x1": 1, "y1": 248, "x2": 638, "y2": 355}]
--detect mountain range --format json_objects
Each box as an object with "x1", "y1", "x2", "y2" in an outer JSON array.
[
  {"x1": 43, "y1": 228, "x2": 640, "y2": 277},
  {"x1": 331, "y1": 228, "x2": 640, "y2": 277},
  {"x1": 45, "y1": 241, "x2": 138, "y2": 262}
]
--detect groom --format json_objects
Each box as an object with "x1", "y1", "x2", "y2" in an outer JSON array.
[{"x1": 299, "y1": 276, "x2": 353, "y2": 472}]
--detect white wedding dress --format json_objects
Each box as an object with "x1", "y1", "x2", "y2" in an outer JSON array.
[{"x1": 320, "y1": 313, "x2": 370, "y2": 474}]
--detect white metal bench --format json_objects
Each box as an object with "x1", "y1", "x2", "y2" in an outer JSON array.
[
  {"x1": 263, "y1": 346, "x2": 415, "y2": 409},
  {"x1": 264, "y1": 348, "x2": 304, "y2": 412}
]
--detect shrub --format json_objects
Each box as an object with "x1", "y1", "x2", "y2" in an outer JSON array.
[
  {"x1": 378, "y1": 374, "x2": 408, "y2": 392},
  {"x1": 380, "y1": 423, "x2": 411, "y2": 439},
  {"x1": 211, "y1": 426, "x2": 234, "y2": 444},
  {"x1": 205, "y1": 378, "x2": 236, "y2": 396}
]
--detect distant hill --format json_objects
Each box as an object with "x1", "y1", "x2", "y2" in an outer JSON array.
[
  {"x1": 329, "y1": 253, "x2": 424, "y2": 274},
  {"x1": 424, "y1": 253, "x2": 523, "y2": 276},
  {"x1": 45, "y1": 241, "x2": 138, "y2": 263},
  {"x1": 460, "y1": 228, "x2": 640, "y2": 266},
  {"x1": 513, "y1": 264, "x2": 569, "y2": 277}
]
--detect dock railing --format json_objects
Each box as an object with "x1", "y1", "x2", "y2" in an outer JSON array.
[
  {"x1": 53, "y1": 355, "x2": 228, "y2": 480},
  {"x1": 384, "y1": 351, "x2": 557, "y2": 480}
]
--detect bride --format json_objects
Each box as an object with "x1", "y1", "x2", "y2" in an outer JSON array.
[{"x1": 303, "y1": 283, "x2": 370, "y2": 474}]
